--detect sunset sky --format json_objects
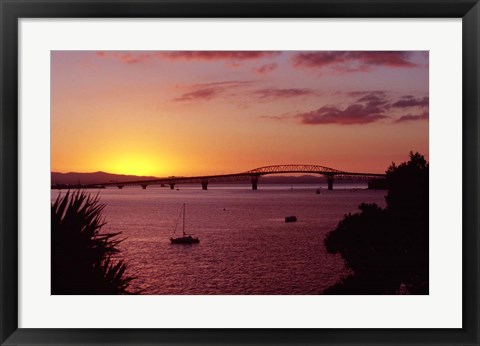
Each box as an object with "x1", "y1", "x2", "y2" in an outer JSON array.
[{"x1": 51, "y1": 51, "x2": 428, "y2": 177}]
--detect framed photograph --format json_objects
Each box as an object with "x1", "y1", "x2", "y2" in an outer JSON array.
[{"x1": 1, "y1": 0, "x2": 479, "y2": 345}]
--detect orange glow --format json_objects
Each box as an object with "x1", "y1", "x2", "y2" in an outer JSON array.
[{"x1": 102, "y1": 155, "x2": 162, "y2": 177}]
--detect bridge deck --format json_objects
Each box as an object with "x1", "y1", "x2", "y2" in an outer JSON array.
[{"x1": 52, "y1": 164, "x2": 386, "y2": 189}]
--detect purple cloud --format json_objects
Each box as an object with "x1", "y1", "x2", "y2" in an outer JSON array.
[
  {"x1": 174, "y1": 88, "x2": 219, "y2": 102},
  {"x1": 173, "y1": 80, "x2": 255, "y2": 102},
  {"x1": 254, "y1": 88, "x2": 315, "y2": 100},
  {"x1": 392, "y1": 96, "x2": 429, "y2": 108},
  {"x1": 297, "y1": 105, "x2": 387, "y2": 125},
  {"x1": 395, "y1": 112, "x2": 429, "y2": 123},
  {"x1": 296, "y1": 92, "x2": 389, "y2": 125},
  {"x1": 96, "y1": 51, "x2": 281, "y2": 65},
  {"x1": 292, "y1": 51, "x2": 416, "y2": 72},
  {"x1": 255, "y1": 63, "x2": 278, "y2": 75},
  {"x1": 261, "y1": 90, "x2": 430, "y2": 125}
]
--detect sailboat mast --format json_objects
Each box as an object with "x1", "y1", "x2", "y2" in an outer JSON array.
[{"x1": 182, "y1": 203, "x2": 185, "y2": 236}]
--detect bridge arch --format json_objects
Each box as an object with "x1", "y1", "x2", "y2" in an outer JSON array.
[
  {"x1": 243, "y1": 164, "x2": 348, "y2": 190},
  {"x1": 245, "y1": 164, "x2": 345, "y2": 176}
]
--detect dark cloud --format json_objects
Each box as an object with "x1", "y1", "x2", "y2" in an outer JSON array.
[
  {"x1": 189, "y1": 80, "x2": 255, "y2": 88},
  {"x1": 395, "y1": 112, "x2": 429, "y2": 123},
  {"x1": 346, "y1": 90, "x2": 385, "y2": 97},
  {"x1": 254, "y1": 88, "x2": 315, "y2": 100},
  {"x1": 95, "y1": 52, "x2": 152, "y2": 64},
  {"x1": 162, "y1": 51, "x2": 281, "y2": 61},
  {"x1": 356, "y1": 93, "x2": 389, "y2": 107},
  {"x1": 173, "y1": 80, "x2": 255, "y2": 102},
  {"x1": 296, "y1": 92, "x2": 389, "y2": 125},
  {"x1": 297, "y1": 105, "x2": 387, "y2": 125},
  {"x1": 174, "y1": 88, "x2": 219, "y2": 102},
  {"x1": 260, "y1": 113, "x2": 292, "y2": 120},
  {"x1": 257, "y1": 91, "x2": 391, "y2": 125},
  {"x1": 392, "y1": 96, "x2": 429, "y2": 108},
  {"x1": 255, "y1": 63, "x2": 278, "y2": 74},
  {"x1": 259, "y1": 89, "x2": 430, "y2": 125},
  {"x1": 96, "y1": 51, "x2": 281, "y2": 64},
  {"x1": 292, "y1": 51, "x2": 416, "y2": 72}
]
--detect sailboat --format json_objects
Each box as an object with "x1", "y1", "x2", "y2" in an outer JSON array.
[{"x1": 170, "y1": 204, "x2": 200, "y2": 244}]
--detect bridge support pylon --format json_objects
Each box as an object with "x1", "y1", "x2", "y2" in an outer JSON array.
[
  {"x1": 169, "y1": 183, "x2": 175, "y2": 190},
  {"x1": 117, "y1": 185, "x2": 124, "y2": 189},
  {"x1": 201, "y1": 180, "x2": 208, "y2": 190},
  {"x1": 141, "y1": 184, "x2": 147, "y2": 189},
  {"x1": 251, "y1": 175, "x2": 259, "y2": 190},
  {"x1": 326, "y1": 175, "x2": 334, "y2": 190}
]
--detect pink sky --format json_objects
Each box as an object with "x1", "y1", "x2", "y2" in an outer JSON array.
[{"x1": 51, "y1": 51, "x2": 429, "y2": 176}]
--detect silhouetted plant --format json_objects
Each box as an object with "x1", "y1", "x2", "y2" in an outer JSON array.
[
  {"x1": 51, "y1": 190, "x2": 134, "y2": 294},
  {"x1": 385, "y1": 152, "x2": 429, "y2": 218},
  {"x1": 324, "y1": 152, "x2": 429, "y2": 294}
]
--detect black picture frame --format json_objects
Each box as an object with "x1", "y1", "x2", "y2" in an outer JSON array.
[{"x1": 1, "y1": 0, "x2": 479, "y2": 345}]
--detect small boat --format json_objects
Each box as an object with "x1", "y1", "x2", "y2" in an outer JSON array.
[
  {"x1": 170, "y1": 204, "x2": 200, "y2": 244},
  {"x1": 285, "y1": 216, "x2": 297, "y2": 223}
]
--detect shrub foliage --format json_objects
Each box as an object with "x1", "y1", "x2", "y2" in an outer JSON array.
[
  {"x1": 324, "y1": 152, "x2": 429, "y2": 294},
  {"x1": 51, "y1": 190, "x2": 134, "y2": 294}
]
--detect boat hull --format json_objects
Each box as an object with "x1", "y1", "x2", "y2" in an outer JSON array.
[{"x1": 170, "y1": 236, "x2": 200, "y2": 244}]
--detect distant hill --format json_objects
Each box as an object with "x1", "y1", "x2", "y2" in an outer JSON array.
[{"x1": 51, "y1": 171, "x2": 159, "y2": 185}]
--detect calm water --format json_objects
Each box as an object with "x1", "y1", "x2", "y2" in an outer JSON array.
[{"x1": 52, "y1": 184, "x2": 387, "y2": 294}]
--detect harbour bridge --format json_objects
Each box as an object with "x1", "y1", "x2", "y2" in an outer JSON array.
[{"x1": 53, "y1": 164, "x2": 386, "y2": 191}]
